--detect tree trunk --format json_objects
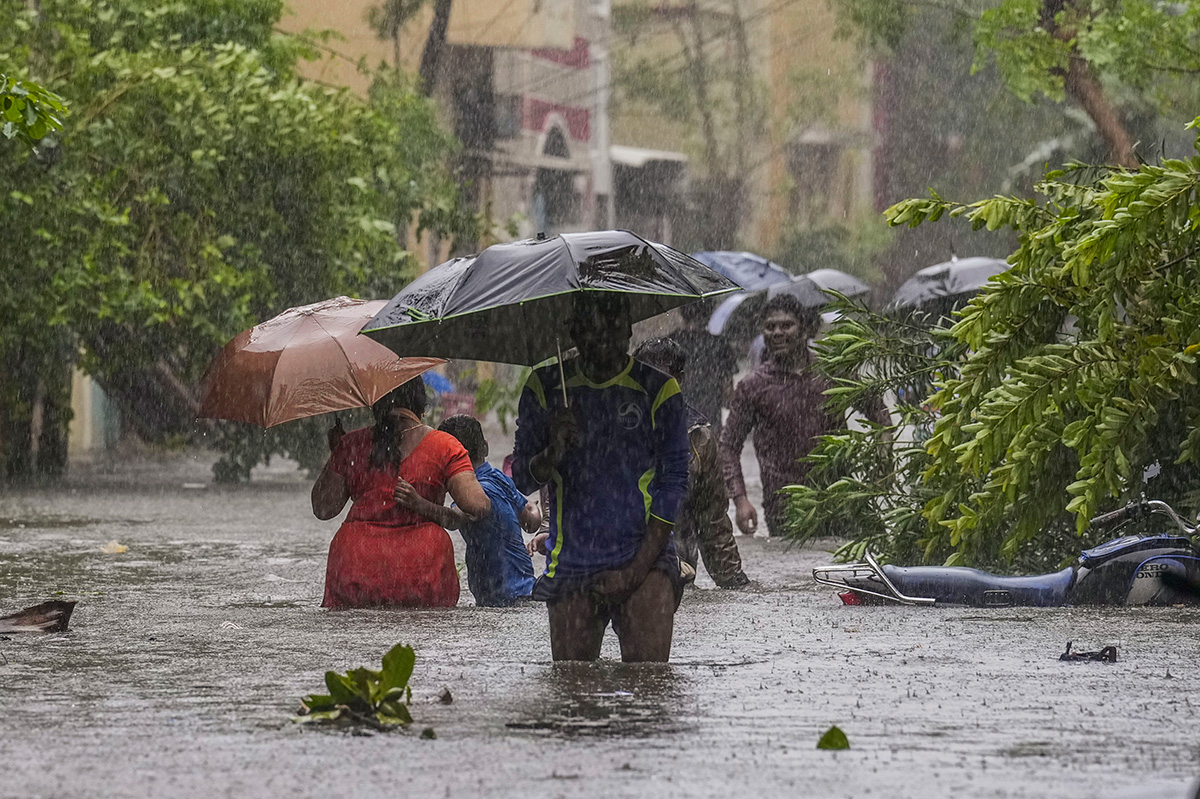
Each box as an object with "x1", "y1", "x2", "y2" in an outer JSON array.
[
  {"x1": 1063, "y1": 54, "x2": 1138, "y2": 168},
  {"x1": 419, "y1": 0, "x2": 452, "y2": 96},
  {"x1": 1042, "y1": 0, "x2": 1138, "y2": 169},
  {"x1": 0, "y1": 343, "x2": 72, "y2": 481}
]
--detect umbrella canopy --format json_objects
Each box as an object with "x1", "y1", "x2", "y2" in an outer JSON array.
[
  {"x1": 706, "y1": 269, "x2": 867, "y2": 337},
  {"x1": 890, "y1": 256, "x2": 1009, "y2": 310},
  {"x1": 362, "y1": 230, "x2": 739, "y2": 366},
  {"x1": 690, "y1": 251, "x2": 793, "y2": 291},
  {"x1": 198, "y1": 296, "x2": 446, "y2": 428},
  {"x1": 803, "y1": 269, "x2": 871, "y2": 299}
]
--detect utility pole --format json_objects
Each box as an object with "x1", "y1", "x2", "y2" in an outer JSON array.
[{"x1": 590, "y1": 0, "x2": 615, "y2": 228}]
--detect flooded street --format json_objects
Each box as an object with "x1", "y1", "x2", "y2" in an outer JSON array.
[{"x1": 2, "y1": 452, "x2": 1198, "y2": 799}]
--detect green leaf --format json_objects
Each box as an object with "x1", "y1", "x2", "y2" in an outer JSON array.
[
  {"x1": 380, "y1": 644, "x2": 415, "y2": 693},
  {"x1": 325, "y1": 671, "x2": 368, "y2": 707},
  {"x1": 817, "y1": 725, "x2": 850, "y2": 750}
]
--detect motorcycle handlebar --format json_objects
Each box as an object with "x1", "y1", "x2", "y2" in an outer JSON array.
[
  {"x1": 1089, "y1": 499, "x2": 1198, "y2": 536},
  {"x1": 1090, "y1": 503, "x2": 1141, "y2": 529}
]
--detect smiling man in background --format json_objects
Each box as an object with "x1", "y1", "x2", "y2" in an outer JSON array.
[{"x1": 718, "y1": 294, "x2": 837, "y2": 538}]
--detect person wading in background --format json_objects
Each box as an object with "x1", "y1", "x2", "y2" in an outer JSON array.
[
  {"x1": 633, "y1": 337, "x2": 750, "y2": 589},
  {"x1": 719, "y1": 294, "x2": 838, "y2": 538},
  {"x1": 438, "y1": 414, "x2": 540, "y2": 607},
  {"x1": 667, "y1": 299, "x2": 738, "y2": 438},
  {"x1": 511, "y1": 293, "x2": 690, "y2": 662}
]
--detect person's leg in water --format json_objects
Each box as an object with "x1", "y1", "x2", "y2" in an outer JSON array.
[
  {"x1": 547, "y1": 591, "x2": 608, "y2": 661},
  {"x1": 614, "y1": 571, "x2": 676, "y2": 662},
  {"x1": 762, "y1": 493, "x2": 786, "y2": 538}
]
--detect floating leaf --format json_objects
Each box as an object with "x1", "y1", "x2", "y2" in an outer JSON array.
[{"x1": 817, "y1": 725, "x2": 850, "y2": 750}]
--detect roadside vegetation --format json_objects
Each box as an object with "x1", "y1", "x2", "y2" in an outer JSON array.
[
  {"x1": 789, "y1": 120, "x2": 1200, "y2": 570},
  {"x1": 0, "y1": 0, "x2": 480, "y2": 481}
]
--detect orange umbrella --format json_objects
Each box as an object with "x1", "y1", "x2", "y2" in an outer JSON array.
[{"x1": 198, "y1": 296, "x2": 446, "y2": 428}]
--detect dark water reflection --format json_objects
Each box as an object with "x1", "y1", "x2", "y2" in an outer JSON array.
[{"x1": 506, "y1": 662, "x2": 692, "y2": 738}]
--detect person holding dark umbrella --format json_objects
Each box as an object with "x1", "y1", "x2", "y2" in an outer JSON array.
[
  {"x1": 667, "y1": 299, "x2": 738, "y2": 438},
  {"x1": 511, "y1": 292, "x2": 691, "y2": 663}
]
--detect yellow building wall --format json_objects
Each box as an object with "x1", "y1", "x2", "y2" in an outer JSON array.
[
  {"x1": 611, "y1": 0, "x2": 872, "y2": 256},
  {"x1": 279, "y1": 0, "x2": 577, "y2": 95}
]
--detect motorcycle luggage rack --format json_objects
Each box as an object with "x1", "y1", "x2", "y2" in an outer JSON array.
[{"x1": 812, "y1": 550, "x2": 937, "y2": 606}]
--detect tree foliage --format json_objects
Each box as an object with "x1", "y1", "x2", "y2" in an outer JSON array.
[
  {"x1": 833, "y1": 0, "x2": 1200, "y2": 167},
  {"x1": 1, "y1": 74, "x2": 68, "y2": 146},
  {"x1": 789, "y1": 119, "x2": 1200, "y2": 569},
  {"x1": 0, "y1": 0, "x2": 480, "y2": 480},
  {"x1": 785, "y1": 301, "x2": 968, "y2": 564},
  {"x1": 612, "y1": 0, "x2": 767, "y2": 249}
]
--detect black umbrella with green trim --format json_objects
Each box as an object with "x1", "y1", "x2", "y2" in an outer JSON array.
[{"x1": 361, "y1": 230, "x2": 739, "y2": 376}]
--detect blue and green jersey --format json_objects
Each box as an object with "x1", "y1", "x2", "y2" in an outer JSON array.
[{"x1": 512, "y1": 356, "x2": 690, "y2": 578}]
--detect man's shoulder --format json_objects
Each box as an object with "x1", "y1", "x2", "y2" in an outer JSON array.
[
  {"x1": 477, "y1": 461, "x2": 520, "y2": 494},
  {"x1": 736, "y1": 365, "x2": 772, "y2": 390},
  {"x1": 628, "y1": 358, "x2": 676, "y2": 393},
  {"x1": 522, "y1": 363, "x2": 564, "y2": 408}
]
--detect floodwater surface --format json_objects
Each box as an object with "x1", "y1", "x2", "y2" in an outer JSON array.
[{"x1": 1, "y1": 452, "x2": 1198, "y2": 799}]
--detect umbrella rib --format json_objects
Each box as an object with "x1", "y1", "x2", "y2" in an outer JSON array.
[
  {"x1": 310, "y1": 315, "x2": 369, "y2": 404},
  {"x1": 255, "y1": 317, "x2": 311, "y2": 427}
]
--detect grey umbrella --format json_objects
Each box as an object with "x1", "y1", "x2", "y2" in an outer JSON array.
[
  {"x1": 890, "y1": 257, "x2": 1009, "y2": 309},
  {"x1": 362, "y1": 230, "x2": 737, "y2": 365},
  {"x1": 708, "y1": 270, "x2": 869, "y2": 337},
  {"x1": 801, "y1": 269, "x2": 871, "y2": 299}
]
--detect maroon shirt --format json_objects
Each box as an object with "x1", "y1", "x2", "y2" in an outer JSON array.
[{"x1": 718, "y1": 352, "x2": 836, "y2": 527}]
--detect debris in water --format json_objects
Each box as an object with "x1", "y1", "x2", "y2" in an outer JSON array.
[
  {"x1": 294, "y1": 643, "x2": 416, "y2": 730},
  {"x1": 817, "y1": 725, "x2": 850, "y2": 750},
  {"x1": 1059, "y1": 641, "x2": 1117, "y2": 662},
  {"x1": 100, "y1": 540, "x2": 127, "y2": 554},
  {"x1": 0, "y1": 600, "x2": 76, "y2": 633}
]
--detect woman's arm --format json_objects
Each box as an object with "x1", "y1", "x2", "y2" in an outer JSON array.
[
  {"x1": 392, "y1": 471, "x2": 491, "y2": 530},
  {"x1": 446, "y1": 471, "x2": 491, "y2": 520},
  {"x1": 392, "y1": 478, "x2": 470, "y2": 530},
  {"x1": 311, "y1": 466, "x2": 350, "y2": 520}
]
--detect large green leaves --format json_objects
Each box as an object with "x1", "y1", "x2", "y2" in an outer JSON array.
[
  {"x1": 296, "y1": 644, "x2": 418, "y2": 730},
  {"x1": 1, "y1": 74, "x2": 68, "y2": 145}
]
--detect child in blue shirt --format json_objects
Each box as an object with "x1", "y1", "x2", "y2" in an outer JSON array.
[{"x1": 438, "y1": 415, "x2": 540, "y2": 607}]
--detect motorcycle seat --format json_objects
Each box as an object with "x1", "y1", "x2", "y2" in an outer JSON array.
[{"x1": 879, "y1": 564, "x2": 1076, "y2": 607}]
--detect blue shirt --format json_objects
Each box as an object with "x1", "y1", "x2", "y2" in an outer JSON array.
[
  {"x1": 511, "y1": 356, "x2": 690, "y2": 579},
  {"x1": 460, "y1": 462, "x2": 535, "y2": 607}
]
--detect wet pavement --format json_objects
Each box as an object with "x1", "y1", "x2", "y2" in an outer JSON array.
[{"x1": 2, "y1": 451, "x2": 1199, "y2": 799}]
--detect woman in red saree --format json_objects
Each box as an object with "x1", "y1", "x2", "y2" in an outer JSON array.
[{"x1": 311, "y1": 378, "x2": 491, "y2": 608}]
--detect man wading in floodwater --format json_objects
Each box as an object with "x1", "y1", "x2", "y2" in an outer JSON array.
[
  {"x1": 720, "y1": 294, "x2": 839, "y2": 538},
  {"x1": 512, "y1": 293, "x2": 690, "y2": 662}
]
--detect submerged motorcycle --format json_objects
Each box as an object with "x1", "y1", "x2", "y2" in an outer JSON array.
[{"x1": 813, "y1": 500, "x2": 1200, "y2": 607}]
